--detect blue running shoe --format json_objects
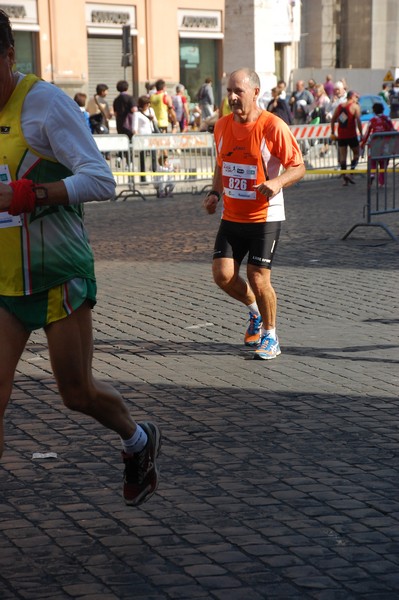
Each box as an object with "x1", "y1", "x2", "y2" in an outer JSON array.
[
  {"x1": 253, "y1": 334, "x2": 281, "y2": 360},
  {"x1": 244, "y1": 312, "x2": 263, "y2": 346}
]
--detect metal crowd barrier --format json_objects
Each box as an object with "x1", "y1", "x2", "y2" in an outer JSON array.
[
  {"x1": 93, "y1": 122, "x2": 399, "y2": 208},
  {"x1": 94, "y1": 128, "x2": 339, "y2": 202},
  {"x1": 129, "y1": 132, "x2": 215, "y2": 199},
  {"x1": 94, "y1": 132, "x2": 215, "y2": 201},
  {"x1": 93, "y1": 134, "x2": 140, "y2": 201},
  {"x1": 342, "y1": 131, "x2": 399, "y2": 242}
]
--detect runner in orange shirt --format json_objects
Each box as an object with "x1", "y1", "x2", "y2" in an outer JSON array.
[{"x1": 203, "y1": 68, "x2": 305, "y2": 360}]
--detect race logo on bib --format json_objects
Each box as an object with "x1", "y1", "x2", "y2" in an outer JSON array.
[{"x1": 222, "y1": 162, "x2": 258, "y2": 200}]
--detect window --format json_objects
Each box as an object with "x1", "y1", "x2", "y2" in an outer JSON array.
[
  {"x1": 179, "y1": 38, "x2": 219, "y2": 106},
  {"x1": 14, "y1": 31, "x2": 36, "y2": 74}
]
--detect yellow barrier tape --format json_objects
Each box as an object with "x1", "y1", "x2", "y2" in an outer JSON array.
[
  {"x1": 303, "y1": 168, "x2": 396, "y2": 175},
  {"x1": 304, "y1": 169, "x2": 367, "y2": 175}
]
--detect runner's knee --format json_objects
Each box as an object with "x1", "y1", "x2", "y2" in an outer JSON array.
[
  {"x1": 213, "y1": 268, "x2": 236, "y2": 290},
  {"x1": 57, "y1": 379, "x2": 94, "y2": 413},
  {"x1": 248, "y1": 270, "x2": 272, "y2": 296}
]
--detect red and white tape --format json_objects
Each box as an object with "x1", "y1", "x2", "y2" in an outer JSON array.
[{"x1": 290, "y1": 119, "x2": 399, "y2": 139}]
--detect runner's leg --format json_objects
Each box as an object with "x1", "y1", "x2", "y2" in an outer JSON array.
[
  {"x1": 212, "y1": 257, "x2": 255, "y2": 305},
  {"x1": 45, "y1": 301, "x2": 136, "y2": 439},
  {"x1": 0, "y1": 308, "x2": 30, "y2": 458},
  {"x1": 247, "y1": 265, "x2": 276, "y2": 330}
]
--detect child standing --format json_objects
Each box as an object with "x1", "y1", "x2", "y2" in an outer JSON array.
[{"x1": 153, "y1": 154, "x2": 175, "y2": 198}]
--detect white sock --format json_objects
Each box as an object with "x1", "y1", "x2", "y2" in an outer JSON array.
[
  {"x1": 121, "y1": 425, "x2": 148, "y2": 455},
  {"x1": 247, "y1": 302, "x2": 260, "y2": 316},
  {"x1": 263, "y1": 328, "x2": 276, "y2": 339}
]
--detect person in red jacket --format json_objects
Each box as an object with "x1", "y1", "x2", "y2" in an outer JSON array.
[{"x1": 361, "y1": 102, "x2": 395, "y2": 187}]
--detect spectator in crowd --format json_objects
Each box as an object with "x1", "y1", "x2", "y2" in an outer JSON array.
[
  {"x1": 324, "y1": 74, "x2": 335, "y2": 100},
  {"x1": 277, "y1": 79, "x2": 288, "y2": 101},
  {"x1": 153, "y1": 154, "x2": 175, "y2": 198},
  {"x1": 378, "y1": 82, "x2": 390, "y2": 105},
  {"x1": 145, "y1": 81, "x2": 156, "y2": 96},
  {"x1": 308, "y1": 84, "x2": 331, "y2": 156},
  {"x1": 289, "y1": 79, "x2": 314, "y2": 154},
  {"x1": 331, "y1": 90, "x2": 363, "y2": 186},
  {"x1": 172, "y1": 84, "x2": 190, "y2": 132},
  {"x1": 307, "y1": 78, "x2": 317, "y2": 98},
  {"x1": 289, "y1": 80, "x2": 313, "y2": 124},
  {"x1": 361, "y1": 102, "x2": 395, "y2": 187},
  {"x1": 197, "y1": 77, "x2": 215, "y2": 119},
  {"x1": 325, "y1": 81, "x2": 347, "y2": 121},
  {"x1": 132, "y1": 95, "x2": 158, "y2": 180},
  {"x1": 190, "y1": 104, "x2": 202, "y2": 130},
  {"x1": 266, "y1": 86, "x2": 292, "y2": 125},
  {"x1": 150, "y1": 79, "x2": 176, "y2": 133},
  {"x1": 87, "y1": 83, "x2": 113, "y2": 133},
  {"x1": 309, "y1": 84, "x2": 330, "y2": 123},
  {"x1": 113, "y1": 80, "x2": 137, "y2": 140},
  {"x1": 133, "y1": 95, "x2": 158, "y2": 135},
  {"x1": 73, "y1": 92, "x2": 91, "y2": 131},
  {"x1": 219, "y1": 93, "x2": 232, "y2": 118},
  {"x1": 388, "y1": 78, "x2": 399, "y2": 119}
]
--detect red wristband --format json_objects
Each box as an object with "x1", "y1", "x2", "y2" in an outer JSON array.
[{"x1": 9, "y1": 179, "x2": 36, "y2": 215}]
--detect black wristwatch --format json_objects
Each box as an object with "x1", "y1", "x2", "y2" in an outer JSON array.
[
  {"x1": 33, "y1": 186, "x2": 48, "y2": 202},
  {"x1": 207, "y1": 189, "x2": 221, "y2": 202}
]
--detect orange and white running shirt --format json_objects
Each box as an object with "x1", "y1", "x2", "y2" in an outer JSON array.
[{"x1": 214, "y1": 111, "x2": 303, "y2": 223}]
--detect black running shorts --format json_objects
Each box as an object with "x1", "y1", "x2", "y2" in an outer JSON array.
[
  {"x1": 337, "y1": 136, "x2": 359, "y2": 149},
  {"x1": 213, "y1": 220, "x2": 281, "y2": 269}
]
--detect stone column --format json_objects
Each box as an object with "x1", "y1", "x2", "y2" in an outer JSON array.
[{"x1": 223, "y1": 0, "x2": 276, "y2": 97}]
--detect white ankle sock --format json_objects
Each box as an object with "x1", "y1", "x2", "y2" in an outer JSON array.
[
  {"x1": 263, "y1": 328, "x2": 276, "y2": 339},
  {"x1": 121, "y1": 425, "x2": 148, "y2": 455},
  {"x1": 247, "y1": 302, "x2": 260, "y2": 316}
]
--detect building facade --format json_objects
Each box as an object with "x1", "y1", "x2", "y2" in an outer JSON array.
[
  {"x1": 223, "y1": 0, "x2": 300, "y2": 95},
  {"x1": 5, "y1": 0, "x2": 399, "y2": 106},
  {"x1": 300, "y1": 0, "x2": 399, "y2": 71},
  {"x1": 2, "y1": 0, "x2": 225, "y2": 105},
  {"x1": 298, "y1": 0, "x2": 399, "y2": 93}
]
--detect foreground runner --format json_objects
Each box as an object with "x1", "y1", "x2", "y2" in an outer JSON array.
[
  {"x1": 0, "y1": 10, "x2": 160, "y2": 506},
  {"x1": 203, "y1": 68, "x2": 305, "y2": 360}
]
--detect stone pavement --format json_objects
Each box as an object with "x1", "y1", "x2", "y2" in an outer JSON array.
[{"x1": 1, "y1": 176, "x2": 399, "y2": 600}]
